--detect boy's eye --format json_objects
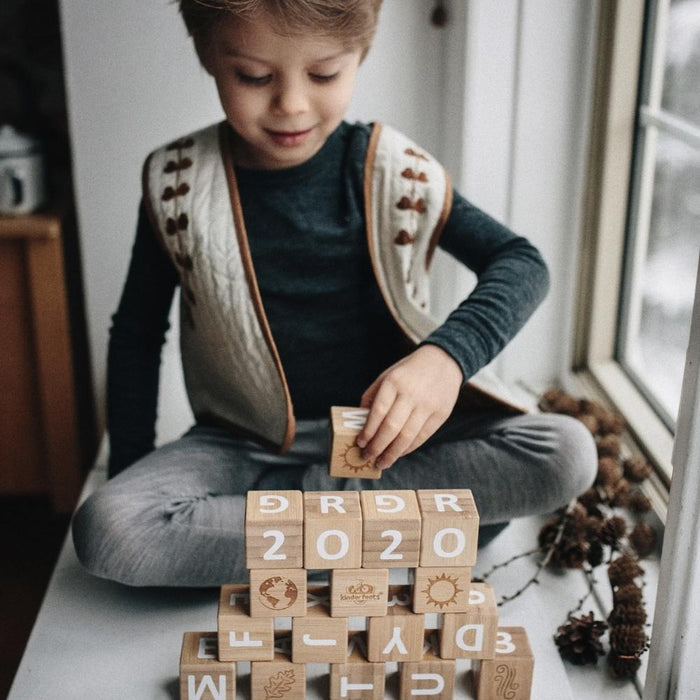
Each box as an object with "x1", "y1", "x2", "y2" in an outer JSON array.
[
  {"x1": 309, "y1": 72, "x2": 339, "y2": 84},
  {"x1": 235, "y1": 71, "x2": 272, "y2": 86}
]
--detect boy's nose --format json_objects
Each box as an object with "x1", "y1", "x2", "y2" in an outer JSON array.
[{"x1": 273, "y1": 79, "x2": 309, "y2": 115}]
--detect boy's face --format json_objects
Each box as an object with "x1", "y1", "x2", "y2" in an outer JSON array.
[{"x1": 202, "y1": 12, "x2": 363, "y2": 170}]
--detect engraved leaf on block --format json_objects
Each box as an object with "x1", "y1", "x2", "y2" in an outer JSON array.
[{"x1": 264, "y1": 669, "x2": 296, "y2": 698}]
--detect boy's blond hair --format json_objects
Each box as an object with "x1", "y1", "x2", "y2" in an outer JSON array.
[{"x1": 180, "y1": 0, "x2": 383, "y2": 58}]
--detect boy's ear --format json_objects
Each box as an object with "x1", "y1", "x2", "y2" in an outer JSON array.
[{"x1": 194, "y1": 38, "x2": 215, "y2": 76}]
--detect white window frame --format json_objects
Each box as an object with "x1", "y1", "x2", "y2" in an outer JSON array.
[{"x1": 574, "y1": 0, "x2": 675, "y2": 495}]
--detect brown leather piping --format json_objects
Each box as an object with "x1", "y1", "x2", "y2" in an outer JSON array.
[
  {"x1": 426, "y1": 169, "x2": 453, "y2": 270},
  {"x1": 141, "y1": 151, "x2": 172, "y2": 259},
  {"x1": 218, "y1": 122, "x2": 296, "y2": 453}
]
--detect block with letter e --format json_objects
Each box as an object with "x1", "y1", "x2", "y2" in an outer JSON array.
[
  {"x1": 217, "y1": 584, "x2": 274, "y2": 662},
  {"x1": 179, "y1": 631, "x2": 235, "y2": 700},
  {"x1": 251, "y1": 634, "x2": 306, "y2": 700},
  {"x1": 304, "y1": 491, "x2": 362, "y2": 569},
  {"x1": 329, "y1": 406, "x2": 382, "y2": 479},
  {"x1": 399, "y1": 632, "x2": 456, "y2": 700},
  {"x1": 439, "y1": 582, "x2": 498, "y2": 660},
  {"x1": 367, "y1": 585, "x2": 424, "y2": 662},
  {"x1": 245, "y1": 490, "x2": 303, "y2": 569},
  {"x1": 416, "y1": 489, "x2": 479, "y2": 567},
  {"x1": 330, "y1": 632, "x2": 385, "y2": 700},
  {"x1": 292, "y1": 587, "x2": 348, "y2": 663},
  {"x1": 360, "y1": 489, "x2": 422, "y2": 568},
  {"x1": 474, "y1": 626, "x2": 534, "y2": 700}
]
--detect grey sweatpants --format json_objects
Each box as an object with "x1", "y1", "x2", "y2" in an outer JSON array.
[{"x1": 72, "y1": 410, "x2": 596, "y2": 587}]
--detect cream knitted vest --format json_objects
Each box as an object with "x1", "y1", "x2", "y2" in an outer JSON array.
[{"x1": 143, "y1": 122, "x2": 524, "y2": 453}]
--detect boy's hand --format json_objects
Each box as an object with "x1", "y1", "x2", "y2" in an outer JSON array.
[{"x1": 357, "y1": 344, "x2": 463, "y2": 470}]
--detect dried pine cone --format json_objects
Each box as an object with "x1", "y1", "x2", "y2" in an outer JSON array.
[
  {"x1": 609, "y1": 624, "x2": 647, "y2": 656},
  {"x1": 599, "y1": 516, "x2": 627, "y2": 547},
  {"x1": 585, "y1": 516, "x2": 604, "y2": 541},
  {"x1": 596, "y1": 457, "x2": 623, "y2": 487},
  {"x1": 608, "y1": 555, "x2": 644, "y2": 588},
  {"x1": 597, "y1": 411, "x2": 625, "y2": 436},
  {"x1": 538, "y1": 510, "x2": 589, "y2": 569},
  {"x1": 578, "y1": 413, "x2": 599, "y2": 435},
  {"x1": 629, "y1": 522, "x2": 657, "y2": 558},
  {"x1": 608, "y1": 650, "x2": 642, "y2": 678},
  {"x1": 554, "y1": 612, "x2": 607, "y2": 665},
  {"x1": 587, "y1": 540, "x2": 605, "y2": 567},
  {"x1": 577, "y1": 488, "x2": 602, "y2": 515},
  {"x1": 623, "y1": 457, "x2": 652, "y2": 483},
  {"x1": 613, "y1": 583, "x2": 643, "y2": 608},
  {"x1": 596, "y1": 434, "x2": 622, "y2": 458},
  {"x1": 628, "y1": 490, "x2": 652, "y2": 514},
  {"x1": 609, "y1": 604, "x2": 647, "y2": 626},
  {"x1": 539, "y1": 388, "x2": 581, "y2": 416},
  {"x1": 611, "y1": 479, "x2": 631, "y2": 508}
]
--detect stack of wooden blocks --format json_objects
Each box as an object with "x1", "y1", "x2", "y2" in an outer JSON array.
[{"x1": 179, "y1": 408, "x2": 534, "y2": 699}]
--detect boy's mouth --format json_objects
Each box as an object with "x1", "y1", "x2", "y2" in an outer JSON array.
[{"x1": 265, "y1": 127, "x2": 314, "y2": 147}]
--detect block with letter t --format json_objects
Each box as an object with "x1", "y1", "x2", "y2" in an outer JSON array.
[
  {"x1": 399, "y1": 631, "x2": 456, "y2": 700},
  {"x1": 416, "y1": 489, "x2": 479, "y2": 567},
  {"x1": 474, "y1": 626, "x2": 534, "y2": 700},
  {"x1": 329, "y1": 406, "x2": 382, "y2": 479},
  {"x1": 179, "y1": 631, "x2": 235, "y2": 700},
  {"x1": 245, "y1": 490, "x2": 304, "y2": 570}
]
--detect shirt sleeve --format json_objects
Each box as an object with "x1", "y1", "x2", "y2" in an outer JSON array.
[
  {"x1": 106, "y1": 202, "x2": 179, "y2": 477},
  {"x1": 420, "y1": 189, "x2": 550, "y2": 382}
]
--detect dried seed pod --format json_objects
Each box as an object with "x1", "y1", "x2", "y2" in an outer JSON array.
[
  {"x1": 596, "y1": 457, "x2": 624, "y2": 487},
  {"x1": 608, "y1": 555, "x2": 644, "y2": 588},
  {"x1": 613, "y1": 583, "x2": 643, "y2": 608},
  {"x1": 608, "y1": 650, "x2": 642, "y2": 678},
  {"x1": 596, "y1": 434, "x2": 622, "y2": 459},
  {"x1": 609, "y1": 624, "x2": 647, "y2": 656},
  {"x1": 554, "y1": 612, "x2": 607, "y2": 665},
  {"x1": 623, "y1": 457, "x2": 652, "y2": 483},
  {"x1": 608, "y1": 603, "x2": 647, "y2": 626},
  {"x1": 629, "y1": 522, "x2": 657, "y2": 558},
  {"x1": 628, "y1": 490, "x2": 652, "y2": 514},
  {"x1": 599, "y1": 516, "x2": 627, "y2": 547}
]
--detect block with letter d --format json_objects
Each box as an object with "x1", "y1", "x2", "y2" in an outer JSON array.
[
  {"x1": 179, "y1": 631, "x2": 235, "y2": 700},
  {"x1": 416, "y1": 489, "x2": 479, "y2": 567},
  {"x1": 304, "y1": 491, "x2": 362, "y2": 569},
  {"x1": 399, "y1": 632, "x2": 456, "y2": 699},
  {"x1": 329, "y1": 406, "x2": 382, "y2": 479},
  {"x1": 360, "y1": 490, "x2": 422, "y2": 568},
  {"x1": 330, "y1": 633, "x2": 386, "y2": 700},
  {"x1": 439, "y1": 582, "x2": 498, "y2": 660},
  {"x1": 474, "y1": 626, "x2": 534, "y2": 700},
  {"x1": 217, "y1": 584, "x2": 274, "y2": 662},
  {"x1": 245, "y1": 490, "x2": 303, "y2": 569}
]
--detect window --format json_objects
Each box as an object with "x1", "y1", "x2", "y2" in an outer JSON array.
[
  {"x1": 575, "y1": 0, "x2": 699, "y2": 490},
  {"x1": 617, "y1": 0, "x2": 700, "y2": 431}
]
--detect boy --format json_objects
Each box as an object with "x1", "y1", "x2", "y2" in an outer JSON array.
[{"x1": 72, "y1": 0, "x2": 596, "y2": 587}]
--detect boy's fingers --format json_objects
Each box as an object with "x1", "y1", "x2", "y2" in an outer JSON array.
[
  {"x1": 361, "y1": 393, "x2": 411, "y2": 460},
  {"x1": 405, "y1": 412, "x2": 443, "y2": 455},
  {"x1": 357, "y1": 380, "x2": 396, "y2": 449},
  {"x1": 376, "y1": 409, "x2": 425, "y2": 469}
]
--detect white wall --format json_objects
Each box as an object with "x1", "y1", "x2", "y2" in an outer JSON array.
[{"x1": 60, "y1": 0, "x2": 597, "y2": 443}]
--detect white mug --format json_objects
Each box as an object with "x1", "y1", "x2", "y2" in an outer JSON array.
[{"x1": 0, "y1": 125, "x2": 46, "y2": 216}]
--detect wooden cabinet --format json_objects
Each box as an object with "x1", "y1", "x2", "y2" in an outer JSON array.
[{"x1": 0, "y1": 214, "x2": 81, "y2": 512}]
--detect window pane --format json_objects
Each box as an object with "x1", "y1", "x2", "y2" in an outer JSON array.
[
  {"x1": 662, "y1": 0, "x2": 700, "y2": 128},
  {"x1": 619, "y1": 129, "x2": 699, "y2": 426}
]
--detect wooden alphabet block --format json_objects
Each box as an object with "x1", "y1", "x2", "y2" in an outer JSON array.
[
  {"x1": 329, "y1": 407, "x2": 382, "y2": 479},
  {"x1": 251, "y1": 635, "x2": 306, "y2": 700},
  {"x1": 245, "y1": 490, "x2": 304, "y2": 569},
  {"x1": 331, "y1": 568, "x2": 388, "y2": 617},
  {"x1": 411, "y1": 566, "x2": 471, "y2": 614},
  {"x1": 399, "y1": 632, "x2": 456, "y2": 699},
  {"x1": 304, "y1": 491, "x2": 362, "y2": 569},
  {"x1": 292, "y1": 587, "x2": 348, "y2": 663},
  {"x1": 360, "y1": 490, "x2": 422, "y2": 568},
  {"x1": 367, "y1": 585, "x2": 424, "y2": 662},
  {"x1": 217, "y1": 584, "x2": 274, "y2": 662},
  {"x1": 330, "y1": 633, "x2": 386, "y2": 699},
  {"x1": 474, "y1": 627, "x2": 534, "y2": 700},
  {"x1": 416, "y1": 489, "x2": 479, "y2": 567},
  {"x1": 180, "y1": 631, "x2": 235, "y2": 700},
  {"x1": 439, "y1": 582, "x2": 498, "y2": 660},
  {"x1": 249, "y1": 568, "x2": 307, "y2": 618}
]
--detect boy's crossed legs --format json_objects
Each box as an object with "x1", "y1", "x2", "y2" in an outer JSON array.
[{"x1": 72, "y1": 411, "x2": 596, "y2": 587}]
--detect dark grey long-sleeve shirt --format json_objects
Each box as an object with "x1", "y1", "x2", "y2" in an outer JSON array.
[{"x1": 107, "y1": 121, "x2": 549, "y2": 476}]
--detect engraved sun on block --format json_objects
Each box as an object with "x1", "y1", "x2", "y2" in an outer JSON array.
[
  {"x1": 421, "y1": 572, "x2": 463, "y2": 610},
  {"x1": 342, "y1": 443, "x2": 374, "y2": 474}
]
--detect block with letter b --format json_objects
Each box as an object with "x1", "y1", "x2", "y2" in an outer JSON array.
[
  {"x1": 439, "y1": 582, "x2": 498, "y2": 660},
  {"x1": 217, "y1": 584, "x2": 274, "y2": 662},
  {"x1": 474, "y1": 626, "x2": 534, "y2": 700},
  {"x1": 179, "y1": 631, "x2": 235, "y2": 700},
  {"x1": 360, "y1": 490, "x2": 422, "y2": 568},
  {"x1": 399, "y1": 632, "x2": 456, "y2": 699},
  {"x1": 416, "y1": 489, "x2": 479, "y2": 567},
  {"x1": 330, "y1": 633, "x2": 386, "y2": 700},
  {"x1": 329, "y1": 406, "x2": 382, "y2": 479},
  {"x1": 245, "y1": 490, "x2": 303, "y2": 569},
  {"x1": 304, "y1": 491, "x2": 363, "y2": 569}
]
